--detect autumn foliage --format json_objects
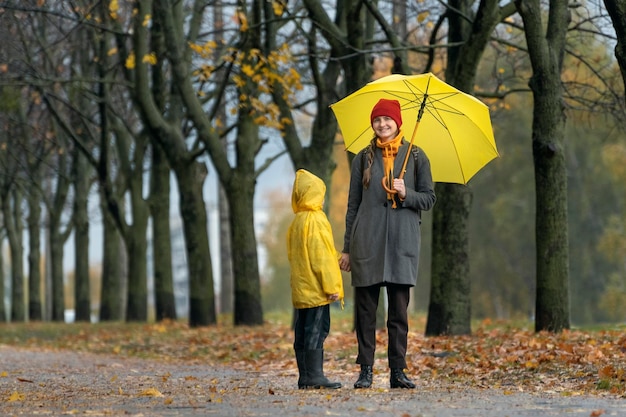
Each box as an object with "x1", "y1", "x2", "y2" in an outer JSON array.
[{"x1": 2, "y1": 313, "x2": 626, "y2": 399}]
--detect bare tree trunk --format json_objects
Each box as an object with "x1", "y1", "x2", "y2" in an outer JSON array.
[
  {"x1": 27, "y1": 187, "x2": 43, "y2": 321},
  {"x1": 175, "y1": 161, "x2": 216, "y2": 327},
  {"x1": 125, "y1": 166, "x2": 150, "y2": 322},
  {"x1": 45, "y1": 144, "x2": 73, "y2": 322},
  {"x1": 99, "y1": 196, "x2": 125, "y2": 321},
  {"x1": 136, "y1": 0, "x2": 217, "y2": 327},
  {"x1": 516, "y1": 0, "x2": 570, "y2": 333},
  {"x1": 151, "y1": 143, "x2": 176, "y2": 320},
  {"x1": 228, "y1": 177, "x2": 263, "y2": 325},
  {"x1": 73, "y1": 149, "x2": 91, "y2": 322},
  {"x1": 49, "y1": 223, "x2": 66, "y2": 322},
  {"x1": 218, "y1": 187, "x2": 234, "y2": 314},
  {"x1": 426, "y1": 0, "x2": 515, "y2": 336},
  {"x1": 4, "y1": 189, "x2": 25, "y2": 322},
  {"x1": 0, "y1": 247, "x2": 5, "y2": 322}
]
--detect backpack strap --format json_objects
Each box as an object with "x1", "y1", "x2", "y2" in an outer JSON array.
[{"x1": 411, "y1": 145, "x2": 419, "y2": 184}]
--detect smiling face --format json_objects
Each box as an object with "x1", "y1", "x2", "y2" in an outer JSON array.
[{"x1": 372, "y1": 115, "x2": 399, "y2": 142}]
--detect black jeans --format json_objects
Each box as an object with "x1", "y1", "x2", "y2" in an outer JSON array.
[
  {"x1": 293, "y1": 304, "x2": 331, "y2": 351},
  {"x1": 355, "y1": 283, "x2": 410, "y2": 369}
]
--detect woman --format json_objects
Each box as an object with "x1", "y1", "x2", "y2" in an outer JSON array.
[{"x1": 339, "y1": 98, "x2": 436, "y2": 389}]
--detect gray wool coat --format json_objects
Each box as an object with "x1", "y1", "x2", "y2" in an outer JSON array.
[{"x1": 342, "y1": 140, "x2": 436, "y2": 288}]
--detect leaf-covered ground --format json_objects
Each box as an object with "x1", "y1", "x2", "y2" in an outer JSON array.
[{"x1": 1, "y1": 312, "x2": 626, "y2": 400}]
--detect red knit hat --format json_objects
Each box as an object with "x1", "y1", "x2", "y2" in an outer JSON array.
[{"x1": 370, "y1": 98, "x2": 402, "y2": 129}]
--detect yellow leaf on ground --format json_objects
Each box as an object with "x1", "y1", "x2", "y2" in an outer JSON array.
[
  {"x1": 7, "y1": 391, "x2": 25, "y2": 402},
  {"x1": 139, "y1": 387, "x2": 163, "y2": 397}
]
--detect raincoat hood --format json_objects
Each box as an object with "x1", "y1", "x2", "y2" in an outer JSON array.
[{"x1": 292, "y1": 169, "x2": 325, "y2": 214}]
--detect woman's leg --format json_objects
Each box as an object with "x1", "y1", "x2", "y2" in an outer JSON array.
[
  {"x1": 355, "y1": 285, "x2": 381, "y2": 365},
  {"x1": 386, "y1": 284, "x2": 410, "y2": 369}
]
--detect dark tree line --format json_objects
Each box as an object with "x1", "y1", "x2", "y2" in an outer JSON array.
[{"x1": 0, "y1": 0, "x2": 623, "y2": 333}]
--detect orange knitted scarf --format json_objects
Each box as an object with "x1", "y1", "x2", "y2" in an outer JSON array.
[{"x1": 376, "y1": 131, "x2": 403, "y2": 207}]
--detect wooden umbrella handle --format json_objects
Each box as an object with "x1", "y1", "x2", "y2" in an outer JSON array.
[
  {"x1": 381, "y1": 175, "x2": 396, "y2": 194},
  {"x1": 381, "y1": 118, "x2": 422, "y2": 194}
]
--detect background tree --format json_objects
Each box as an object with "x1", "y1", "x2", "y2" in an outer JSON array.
[
  {"x1": 515, "y1": 0, "x2": 571, "y2": 332},
  {"x1": 426, "y1": 0, "x2": 516, "y2": 336},
  {"x1": 604, "y1": 0, "x2": 626, "y2": 101},
  {"x1": 132, "y1": 0, "x2": 217, "y2": 326}
]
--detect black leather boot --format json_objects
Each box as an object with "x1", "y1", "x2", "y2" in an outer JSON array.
[
  {"x1": 295, "y1": 350, "x2": 308, "y2": 389},
  {"x1": 353, "y1": 364, "x2": 373, "y2": 388},
  {"x1": 390, "y1": 368, "x2": 416, "y2": 389},
  {"x1": 305, "y1": 349, "x2": 341, "y2": 389}
]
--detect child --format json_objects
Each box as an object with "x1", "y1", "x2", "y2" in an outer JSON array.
[{"x1": 287, "y1": 169, "x2": 344, "y2": 389}]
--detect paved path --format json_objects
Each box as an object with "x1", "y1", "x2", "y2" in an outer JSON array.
[{"x1": 1, "y1": 345, "x2": 624, "y2": 416}]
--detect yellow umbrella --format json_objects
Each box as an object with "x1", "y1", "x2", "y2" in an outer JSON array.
[{"x1": 330, "y1": 73, "x2": 499, "y2": 184}]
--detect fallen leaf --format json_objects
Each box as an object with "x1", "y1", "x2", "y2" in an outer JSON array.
[
  {"x1": 7, "y1": 391, "x2": 25, "y2": 402},
  {"x1": 139, "y1": 388, "x2": 163, "y2": 397}
]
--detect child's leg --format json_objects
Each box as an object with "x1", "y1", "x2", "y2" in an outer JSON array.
[
  {"x1": 293, "y1": 308, "x2": 308, "y2": 389},
  {"x1": 303, "y1": 305, "x2": 340, "y2": 389},
  {"x1": 303, "y1": 305, "x2": 330, "y2": 349}
]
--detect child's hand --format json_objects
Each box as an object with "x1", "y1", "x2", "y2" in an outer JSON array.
[
  {"x1": 339, "y1": 253, "x2": 351, "y2": 272},
  {"x1": 327, "y1": 293, "x2": 339, "y2": 302}
]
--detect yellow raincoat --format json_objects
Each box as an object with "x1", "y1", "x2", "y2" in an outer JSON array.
[{"x1": 287, "y1": 169, "x2": 344, "y2": 309}]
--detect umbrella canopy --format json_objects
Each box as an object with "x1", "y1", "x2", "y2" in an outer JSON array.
[{"x1": 330, "y1": 73, "x2": 499, "y2": 184}]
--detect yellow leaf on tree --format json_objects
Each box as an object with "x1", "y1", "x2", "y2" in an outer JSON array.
[
  {"x1": 142, "y1": 53, "x2": 157, "y2": 65},
  {"x1": 125, "y1": 52, "x2": 136, "y2": 69},
  {"x1": 236, "y1": 11, "x2": 249, "y2": 32},
  {"x1": 272, "y1": 1, "x2": 284, "y2": 15},
  {"x1": 242, "y1": 64, "x2": 255, "y2": 77},
  {"x1": 143, "y1": 14, "x2": 152, "y2": 27},
  {"x1": 109, "y1": 0, "x2": 119, "y2": 19}
]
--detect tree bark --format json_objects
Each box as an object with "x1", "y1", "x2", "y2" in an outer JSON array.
[
  {"x1": 0, "y1": 247, "x2": 5, "y2": 322},
  {"x1": 218, "y1": 187, "x2": 234, "y2": 314},
  {"x1": 427, "y1": 183, "x2": 472, "y2": 335},
  {"x1": 151, "y1": 143, "x2": 177, "y2": 321},
  {"x1": 99, "y1": 195, "x2": 125, "y2": 321},
  {"x1": 27, "y1": 182, "x2": 43, "y2": 321},
  {"x1": 603, "y1": 0, "x2": 626, "y2": 105},
  {"x1": 175, "y1": 161, "x2": 217, "y2": 327},
  {"x1": 135, "y1": 0, "x2": 217, "y2": 326},
  {"x1": 426, "y1": 0, "x2": 515, "y2": 336},
  {"x1": 73, "y1": 148, "x2": 91, "y2": 322},
  {"x1": 46, "y1": 151, "x2": 73, "y2": 322},
  {"x1": 516, "y1": 0, "x2": 571, "y2": 332},
  {"x1": 124, "y1": 141, "x2": 150, "y2": 322},
  {"x1": 4, "y1": 189, "x2": 25, "y2": 322}
]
